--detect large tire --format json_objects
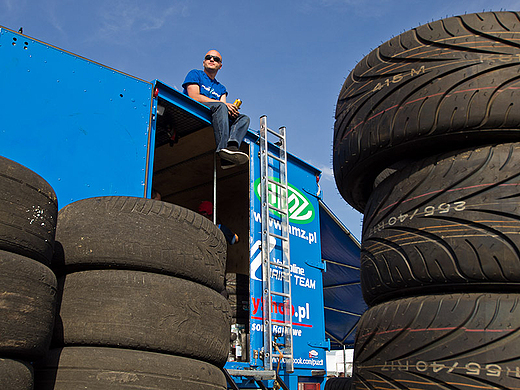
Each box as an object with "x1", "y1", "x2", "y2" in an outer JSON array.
[
  {"x1": 352, "y1": 293, "x2": 520, "y2": 390},
  {"x1": 54, "y1": 270, "x2": 231, "y2": 366},
  {"x1": 325, "y1": 377, "x2": 352, "y2": 390},
  {"x1": 361, "y1": 143, "x2": 520, "y2": 305},
  {"x1": 0, "y1": 358, "x2": 33, "y2": 390},
  {"x1": 0, "y1": 156, "x2": 58, "y2": 264},
  {"x1": 334, "y1": 11, "x2": 520, "y2": 212},
  {"x1": 54, "y1": 196, "x2": 226, "y2": 291},
  {"x1": 34, "y1": 346, "x2": 227, "y2": 390},
  {"x1": 0, "y1": 250, "x2": 57, "y2": 359}
]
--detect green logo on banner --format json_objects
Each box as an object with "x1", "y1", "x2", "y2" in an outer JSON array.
[{"x1": 254, "y1": 177, "x2": 315, "y2": 224}]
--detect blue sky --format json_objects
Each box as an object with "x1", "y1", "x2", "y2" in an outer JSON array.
[{"x1": 1, "y1": 0, "x2": 519, "y2": 240}]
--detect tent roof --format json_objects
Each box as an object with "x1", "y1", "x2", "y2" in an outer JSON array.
[{"x1": 319, "y1": 200, "x2": 367, "y2": 349}]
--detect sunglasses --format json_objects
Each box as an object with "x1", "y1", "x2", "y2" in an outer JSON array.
[{"x1": 204, "y1": 55, "x2": 221, "y2": 63}]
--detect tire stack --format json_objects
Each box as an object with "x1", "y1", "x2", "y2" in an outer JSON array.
[
  {"x1": 34, "y1": 196, "x2": 231, "y2": 389},
  {"x1": 0, "y1": 156, "x2": 59, "y2": 390},
  {"x1": 333, "y1": 11, "x2": 520, "y2": 390},
  {"x1": 324, "y1": 377, "x2": 352, "y2": 390}
]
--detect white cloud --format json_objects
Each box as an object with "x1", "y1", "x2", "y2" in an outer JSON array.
[
  {"x1": 300, "y1": 0, "x2": 520, "y2": 21},
  {"x1": 309, "y1": 161, "x2": 335, "y2": 183},
  {"x1": 0, "y1": 0, "x2": 16, "y2": 12},
  {"x1": 44, "y1": 0, "x2": 65, "y2": 34},
  {"x1": 0, "y1": 0, "x2": 27, "y2": 17},
  {"x1": 96, "y1": 1, "x2": 185, "y2": 38},
  {"x1": 299, "y1": 0, "x2": 391, "y2": 15}
]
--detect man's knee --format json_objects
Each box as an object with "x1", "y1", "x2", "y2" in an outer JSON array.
[
  {"x1": 210, "y1": 101, "x2": 227, "y2": 113},
  {"x1": 240, "y1": 114, "x2": 250, "y2": 127}
]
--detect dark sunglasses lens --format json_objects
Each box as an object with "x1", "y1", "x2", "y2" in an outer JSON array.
[{"x1": 205, "y1": 55, "x2": 221, "y2": 62}]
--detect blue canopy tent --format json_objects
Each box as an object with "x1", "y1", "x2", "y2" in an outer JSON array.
[{"x1": 319, "y1": 201, "x2": 367, "y2": 349}]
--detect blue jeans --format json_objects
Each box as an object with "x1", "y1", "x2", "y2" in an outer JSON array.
[{"x1": 204, "y1": 101, "x2": 250, "y2": 152}]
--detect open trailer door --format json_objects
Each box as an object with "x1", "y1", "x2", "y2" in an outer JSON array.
[{"x1": 320, "y1": 200, "x2": 367, "y2": 349}]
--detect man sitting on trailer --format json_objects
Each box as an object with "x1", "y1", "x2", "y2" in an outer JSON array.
[{"x1": 182, "y1": 49, "x2": 250, "y2": 169}]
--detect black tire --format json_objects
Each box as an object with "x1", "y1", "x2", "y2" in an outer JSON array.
[
  {"x1": 361, "y1": 143, "x2": 520, "y2": 305},
  {"x1": 0, "y1": 155, "x2": 58, "y2": 264},
  {"x1": 53, "y1": 196, "x2": 226, "y2": 291},
  {"x1": 54, "y1": 270, "x2": 231, "y2": 366},
  {"x1": 0, "y1": 250, "x2": 57, "y2": 359},
  {"x1": 325, "y1": 377, "x2": 352, "y2": 390},
  {"x1": 0, "y1": 358, "x2": 33, "y2": 390},
  {"x1": 334, "y1": 11, "x2": 520, "y2": 212},
  {"x1": 352, "y1": 293, "x2": 520, "y2": 390},
  {"x1": 34, "y1": 346, "x2": 227, "y2": 389}
]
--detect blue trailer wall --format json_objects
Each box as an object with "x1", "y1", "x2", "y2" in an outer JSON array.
[{"x1": 0, "y1": 27, "x2": 154, "y2": 207}]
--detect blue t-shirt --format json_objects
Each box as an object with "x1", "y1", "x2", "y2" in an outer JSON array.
[{"x1": 182, "y1": 69, "x2": 227, "y2": 101}]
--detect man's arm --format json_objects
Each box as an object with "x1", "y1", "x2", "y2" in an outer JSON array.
[
  {"x1": 186, "y1": 84, "x2": 219, "y2": 103},
  {"x1": 218, "y1": 223, "x2": 239, "y2": 245},
  {"x1": 186, "y1": 84, "x2": 239, "y2": 118}
]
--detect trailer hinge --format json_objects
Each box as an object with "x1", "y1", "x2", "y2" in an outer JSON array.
[
  {"x1": 308, "y1": 339, "x2": 331, "y2": 350},
  {"x1": 305, "y1": 259, "x2": 326, "y2": 271}
]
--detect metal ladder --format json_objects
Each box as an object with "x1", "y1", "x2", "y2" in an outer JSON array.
[{"x1": 259, "y1": 115, "x2": 294, "y2": 373}]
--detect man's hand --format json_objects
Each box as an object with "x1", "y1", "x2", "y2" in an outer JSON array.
[{"x1": 226, "y1": 102, "x2": 239, "y2": 118}]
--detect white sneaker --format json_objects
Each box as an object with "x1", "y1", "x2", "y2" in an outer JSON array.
[{"x1": 219, "y1": 147, "x2": 249, "y2": 165}]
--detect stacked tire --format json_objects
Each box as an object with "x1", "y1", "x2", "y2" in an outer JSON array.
[
  {"x1": 324, "y1": 377, "x2": 352, "y2": 390},
  {"x1": 0, "y1": 156, "x2": 59, "y2": 390},
  {"x1": 333, "y1": 12, "x2": 520, "y2": 390},
  {"x1": 34, "y1": 197, "x2": 231, "y2": 389}
]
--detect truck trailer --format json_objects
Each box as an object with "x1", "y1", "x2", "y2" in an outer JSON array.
[{"x1": 0, "y1": 25, "x2": 363, "y2": 389}]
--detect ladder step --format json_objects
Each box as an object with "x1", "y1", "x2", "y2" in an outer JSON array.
[
  {"x1": 272, "y1": 354, "x2": 293, "y2": 360},
  {"x1": 266, "y1": 127, "x2": 284, "y2": 138},
  {"x1": 269, "y1": 260, "x2": 290, "y2": 268},
  {"x1": 268, "y1": 204, "x2": 287, "y2": 215},
  {"x1": 271, "y1": 291, "x2": 290, "y2": 298},
  {"x1": 267, "y1": 152, "x2": 286, "y2": 164},
  {"x1": 273, "y1": 323, "x2": 293, "y2": 329},
  {"x1": 267, "y1": 178, "x2": 287, "y2": 188},
  {"x1": 269, "y1": 232, "x2": 289, "y2": 241}
]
